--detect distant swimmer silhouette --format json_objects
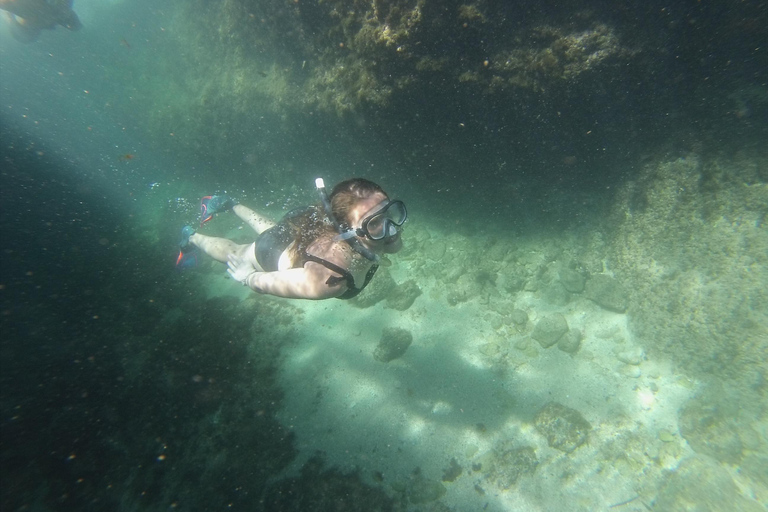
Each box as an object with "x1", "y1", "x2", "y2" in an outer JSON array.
[
  {"x1": 0, "y1": 0, "x2": 81, "y2": 43},
  {"x1": 176, "y1": 178, "x2": 407, "y2": 300}
]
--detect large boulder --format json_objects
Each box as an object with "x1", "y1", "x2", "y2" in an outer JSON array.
[
  {"x1": 559, "y1": 268, "x2": 586, "y2": 293},
  {"x1": 584, "y1": 274, "x2": 628, "y2": 312},
  {"x1": 531, "y1": 314, "x2": 569, "y2": 348}
]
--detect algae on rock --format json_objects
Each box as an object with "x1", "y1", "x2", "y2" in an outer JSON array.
[
  {"x1": 584, "y1": 274, "x2": 628, "y2": 312},
  {"x1": 654, "y1": 456, "x2": 764, "y2": 512},
  {"x1": 534, "y1": 402, "x2": 591, "y2": 453},
  {"x1": 484, "y1": 446, "x2": 539, "y2": 490},
  {"x1": 385, "y1": 279, "x2": 422, "y2": 310},
  {"x1": 374, "y1": 327, "x2": 413, "y2": 363}
]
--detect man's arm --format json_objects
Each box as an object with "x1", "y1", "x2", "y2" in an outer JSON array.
[{"x1": 241, "y1": 264, "x2": 346, "y2": 300}]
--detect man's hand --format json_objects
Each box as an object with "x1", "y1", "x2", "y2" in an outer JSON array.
[{"x1": 227, "y1": 252, "x2": 258, "y2": 285}]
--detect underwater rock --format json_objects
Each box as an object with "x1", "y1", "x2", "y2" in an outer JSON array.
[
  {"x1": 534, "y1": 402, "x2": 591, "y2": 453},
  {"x1": 447, "y1": 269, "x2": 498, "y2": 305},
  {"x1": 510, "y1": 309, "x2": 528, "y2": 325},
  {"x1": 559, "y1": 268, "x2": 586, "y2": 293},
  {"x1": 523, "y1": 279, "x2": 539, "y2": 292},
  {"x1": 488, "y1": 299, "x2": 513, "y2": 316},
  {"x1": 531, "y1": 314, "x2": 569, "y2": 348},
  {"x1": 616, "y1": 347, "x2": 644, "y2": 365},
  {"x1": 658, "y1": 429, "x2": 676, "y2": 443},
  {"x1": 517, "y1": 338, "x2": 539, "y2": 359},
  {"x1": 557, "y1": 329, "x2": 582, "y2": 354},
  {"x1": 446, "y1": 272, "x2": 483, "y2": 305},
  {"x1": 486, "y1": 241, "x2": 510, "y2": 262},
  {"x1": 441, "y1": 458, "x2": 462, "y2": 482},
  {"x1": 407, "y1": 474, "x2": 446, "y2": 504},
  {"x1": 584, "y1": 275, "x2": 628, "y2": 312},
  {"x1": 374, "y1": 327, "x2": 413, "y2": 363},
  {"x1": 678, "y1": 398, "x2": 744, "y2": 464},
  {"x1": 504, "y1": 274, "x2": 527, "y2": 293},
  {"x1": 514, "y1": 337, "x2": 531, "y2": 351},
  {"x1": 479, "y1": 342, "x2": 501, "y2": 356},
  {"x1": 486, "y1": 446, "x2": 538, "y2": 489},
  {"x1": 385, "y1": 279, "x2": 422, "y2": 310},
  {"x1": 543, "y1": 282, "x2": 570, "y2": 306},
  {"x1": 425, "y1": 240, "x2": 446, "y2": 260},
  {"x1": 654, "y1": 456, "x2": 764, "y2": 512},
  {"x1": 621, "y1": 365, "x2": 642, "y2": 378}
]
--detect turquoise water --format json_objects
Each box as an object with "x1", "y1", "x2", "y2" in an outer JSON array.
[{"x1": 1, "y1": 1, "x2": 766, "y2": 511}]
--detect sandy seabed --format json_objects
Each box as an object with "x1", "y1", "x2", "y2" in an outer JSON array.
[{"x1": 197, "y1": 225, "x2": 721, "y2": 512}]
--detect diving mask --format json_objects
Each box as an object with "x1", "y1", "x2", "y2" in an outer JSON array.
[{"x1": 358, "y1": 200, "x2": 407, "y2": 240}]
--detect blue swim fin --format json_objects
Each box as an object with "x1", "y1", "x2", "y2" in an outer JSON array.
[
  {"x1": 200, "y1": 196, "x2": 214, "y2": 225},
  {"x1": 176, "y1": 225, "x2": 198, "y2": 270},
  {"x1": 200, "y1": 195, "x2": 235, "y2": 226},
  {"x1": 176, "y1": 248, "x2": 199, "y2": 270}
]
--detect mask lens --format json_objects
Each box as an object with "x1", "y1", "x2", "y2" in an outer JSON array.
[
  {"x1": 366, "y1": 216, "x2": 387, "y2": 239},
  {"x1": 363, "y1": 201, "x2": 407, "y2": 240},
  {"x1": 387, "y1": 201, "x2": 407, "y2": 225}
]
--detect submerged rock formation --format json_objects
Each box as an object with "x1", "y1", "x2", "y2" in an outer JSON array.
[
  {"x1": 374, "y1": 327, "x2": 413, "y2": 362},
  {"x1": 534, "y1": 402, "x2": 591, "y2": 453}
]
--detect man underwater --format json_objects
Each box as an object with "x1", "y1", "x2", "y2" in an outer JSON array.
[{"x1": 178, "y1": 178, "x2": 407, "y2": 300}]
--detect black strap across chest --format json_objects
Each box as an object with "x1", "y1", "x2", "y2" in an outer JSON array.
[{"x1": 303, "y1": 254, "x2": 378, "y2": 299}]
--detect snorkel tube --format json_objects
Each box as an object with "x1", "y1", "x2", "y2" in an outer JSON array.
[{"x1": 315, "y1": 178, "x2": 380, "y2": 263}]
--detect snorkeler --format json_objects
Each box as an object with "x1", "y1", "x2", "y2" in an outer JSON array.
[
  {"x1": 176, "y1": 178, "x2": 407, "y2": 300},
  {"x1": 0, "y1": 0, "x2": 81, "y2": 43}
]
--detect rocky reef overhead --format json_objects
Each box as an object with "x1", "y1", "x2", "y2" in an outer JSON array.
[
  {"x1": 100, "y1": 0, "x2": 764, "y2": 208},
  {"x1": 176, "y1": 0, "x2": 639, "y2": 116},
  {"x1": 137, "y1": 0, "x2": 709, "y2": 173}
]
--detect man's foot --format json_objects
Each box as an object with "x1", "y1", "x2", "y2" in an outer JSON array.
[
  {"x1": 175, "y1": 248, "x2": 199, "y2": 269},
  {"x1": 200, "y1": 195, "x2": 235, "y2": 225},
  {"x1": 176, "y1": 226, "x2": 198, "y2": 269},
  {"x1": 179, "y1": 225, "x2": 196, "y2": 248}
]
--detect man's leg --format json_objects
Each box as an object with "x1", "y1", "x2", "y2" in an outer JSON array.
[
  {"x1": 232, "y1": 204, "x2": 275, "y2": 235},
  {"x1": 188, "y1": 234, "x2": 250, "y2": 263}
]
